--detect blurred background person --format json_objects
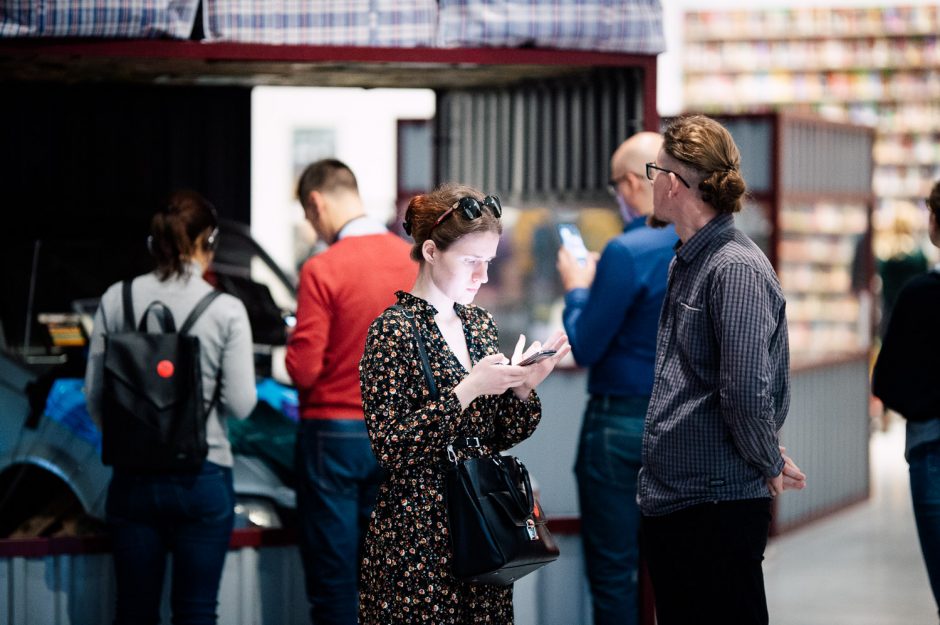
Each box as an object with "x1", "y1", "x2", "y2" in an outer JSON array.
[
  {"x1": 875, "y1": 202, "x2": 929, "y2": 337},
  {"x1": 873, "y1": 180, "x2": 940, "y2": 621},
  {"x1": 286, "y1": 159, "x2": 417, "y2": 625},
  {"x1": 556, "y1": 131, "x2": 677, "y2": 625},
  {"x1": 84, "y1": 190, "x2": 257, "y2": 625}
]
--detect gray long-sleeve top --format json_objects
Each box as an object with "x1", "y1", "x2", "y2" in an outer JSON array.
[{"x1": 84, "y1": 264, "x2": 257, "y2": 467}]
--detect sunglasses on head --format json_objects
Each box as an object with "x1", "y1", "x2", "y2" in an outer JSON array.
[{"x1": 428, "y1": 195, "x2": 502, "y2": 234}]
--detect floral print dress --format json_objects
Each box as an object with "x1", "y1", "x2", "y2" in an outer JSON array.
[{"x1": 358, "y1": 291, "x2": 542, "y2": 624}]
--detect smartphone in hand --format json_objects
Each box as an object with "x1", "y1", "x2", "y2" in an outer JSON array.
[
  {"x1": 557, "y1": 223, "x2": 589, "y2": 266},
  {"x1": 517, "y1": 350, "x2": 558, "y2": 366}
]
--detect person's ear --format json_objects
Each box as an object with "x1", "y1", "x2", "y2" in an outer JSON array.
[
  {"x1": 668, "y1": 173, "x2": 683, "y2": 198},
  {"x1": 422, "y1": 239, "x2": 437, "y2": 264},
  {"x1": 626, "y1": 171, "x2": 644, "y2": 195},
  {"x1": 309, "y1": 190, "x2": 326, "y2": 216}
]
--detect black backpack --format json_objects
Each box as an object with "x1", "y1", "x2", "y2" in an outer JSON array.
[{"x1": 101, "y1": 281, "x2": 222, "y2": 471}]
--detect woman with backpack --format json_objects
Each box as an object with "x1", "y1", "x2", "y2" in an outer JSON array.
[{"x1": 84, "y1": 190, "x2": 256, "y2": 625}]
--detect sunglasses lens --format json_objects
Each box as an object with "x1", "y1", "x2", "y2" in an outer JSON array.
[
  {"x1": 458, "y1": 197, "x2": 482, "y2": 220},
  {"x1": 484, "y1": 195, "x2": 502, "y2": 218}
]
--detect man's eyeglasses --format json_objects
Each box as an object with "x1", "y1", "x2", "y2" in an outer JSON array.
[
  {"x1": 645, "y1": 162, "x2": 691, "y2": 188},
  {"x1": 429, "y1": 195, "x2": 502, "y2": 234},
  {"x1": 607, "y1": 172, "x2": 645, "y2": 197}
]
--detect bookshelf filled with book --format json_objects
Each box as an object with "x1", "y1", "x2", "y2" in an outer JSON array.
[
  {"x1": 712, "y1": 113, "x2": 874, "y2": 364},
  {"x1": 683, "y1": 6, "x2": 939, "y2": 264}
]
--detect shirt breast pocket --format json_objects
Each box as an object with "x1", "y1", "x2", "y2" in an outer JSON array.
[{"x1": 675, "y1": 300, "x2": 711, "y2": 367}]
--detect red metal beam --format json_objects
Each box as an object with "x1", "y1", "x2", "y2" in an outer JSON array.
[{"x1": 0, "y1": 38, "x2": 657, "y2": 69}]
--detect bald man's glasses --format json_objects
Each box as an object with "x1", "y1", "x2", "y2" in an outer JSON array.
[
  {"x1": 607, "y1": 171, "x2": 645, "y2": 197},
  {"x1": 429, "y1": 195, "x2": 502, "y2": 234}
]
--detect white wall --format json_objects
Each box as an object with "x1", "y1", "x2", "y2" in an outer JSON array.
[
  {"x1": 658, "y1": 0, "x2": 940, "y2": 117},
  {"x1": 251, "y1": 87, "x2": 435, "y2": 273}
]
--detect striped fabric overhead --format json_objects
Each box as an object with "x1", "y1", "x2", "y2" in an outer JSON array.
[
  {"x1": 0, "y1": 0, "x2": 199, "y2": 38},
  {"x1": 1, "y1": 0, "x2": 666, "y2": 53},
  {"x1": 202, "y1": 0, "x2": 437, "y2": 47},
  {"x1": 437, "y1": 0, "x2": 665, "y2": 54}
]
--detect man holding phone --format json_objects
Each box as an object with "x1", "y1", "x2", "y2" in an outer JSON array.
[{"x1": 556, "y1": 132, "x2": 678, "y2": 625}]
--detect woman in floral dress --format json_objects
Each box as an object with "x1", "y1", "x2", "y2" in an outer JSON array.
[{"x1": 358, "y1": 183, "x2": 569, "y2": 624}]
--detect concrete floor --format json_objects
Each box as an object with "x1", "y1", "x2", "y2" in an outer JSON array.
[{"x1": 765, "y1": 422, "x2": 937, "y2": 625}]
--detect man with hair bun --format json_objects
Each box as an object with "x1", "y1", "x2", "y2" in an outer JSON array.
[
  {"x1": 286, "y1": 159, "x2": 417, "y2": 625},
  {"x1": 638, "y1": 115, "x2": 806, "y2": 625}
]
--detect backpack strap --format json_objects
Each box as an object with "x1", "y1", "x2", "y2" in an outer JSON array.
[
  {"x1": 389, "y1": 304, "x2": 439, "y2": 401},
  {"x1": 138, "y1": 301, "x2": 177, "y2": 333},
  {"x1": 204, "y1": 371, "x2": 224, "y2": 420},
  {"x1": 179, "y1": 290, "x2": 223, "y2": 335},
  {"x1": 180, "y1": 289, "x2": 224, "y2": 418},
  {"x1": 124, "y1": 280, "x2": 177, "y2": 333},
  {"x1": 121, "y1": 280, "x2": 135, "y2": 331}
]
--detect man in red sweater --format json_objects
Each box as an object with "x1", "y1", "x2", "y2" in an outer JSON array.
[{"x1": 286, "y1": 159, "x2": 417, "y2": 625}]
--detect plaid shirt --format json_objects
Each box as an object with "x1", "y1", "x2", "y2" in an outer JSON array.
[{"x1": 638, "y1": 214, "x2": 790, "y2": 517}]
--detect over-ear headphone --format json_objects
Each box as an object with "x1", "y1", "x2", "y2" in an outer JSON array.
[
  {"x1": 205, "y1": 226, "x2": 219, "y2": 252},
  {"x1": 148, "y1": 199, "x2": 220, "y2": 254}
]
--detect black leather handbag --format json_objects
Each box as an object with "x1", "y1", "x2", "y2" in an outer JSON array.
[
  {"x1": 390, "y1": 305, "x2": 560, "y2": 585},
  {"x1": 444, "y1": 440, "x2": 560, "y2": 585}
]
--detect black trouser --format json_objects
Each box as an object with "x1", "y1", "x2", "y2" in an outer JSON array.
[{"x1": 641, "y1": 498, "x2": 772, "y2": 625}]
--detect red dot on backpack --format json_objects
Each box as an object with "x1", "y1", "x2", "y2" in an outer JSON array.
[{"x1": 157, "y1": 360, "x2": 175, "y2": 378}]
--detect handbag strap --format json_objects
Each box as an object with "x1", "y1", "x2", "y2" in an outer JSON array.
[
  {"x1": 447, "y1": 436, "x2": 481, "y2": 463},
  {"x1": 390, "y1": 304, "x2": 489, "y2": 464},
  {"x1": 389, "y1": 304, "x2": 439, "y2": 401},
  {"x1": 512, "y1": 457, "x2": 536, "y2": 514}
]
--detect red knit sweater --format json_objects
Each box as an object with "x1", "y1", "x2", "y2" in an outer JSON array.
[{"x1": 286, "y1": 233, "x2": 417, "y2": 420}]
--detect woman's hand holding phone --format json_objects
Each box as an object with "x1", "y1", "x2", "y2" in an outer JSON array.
[
  {"x1": 510, "y1": 331, "x2": 571, "y2": 399},
  {"x1": 517, "y1": 349, "x2": 558, "y2": 366},
  {"x1": 454, "y1": 354, "x2": 529, "y2": 409}
]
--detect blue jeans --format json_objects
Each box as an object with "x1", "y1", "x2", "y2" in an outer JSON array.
[
  {"x1": 106, "y1": 461, "x2": 235, "y2": 625},
  {"x1": 574, "y1": 395, "x2": 648, "y2": 625},
  {"x1": 295, "y1": 418, "x2": 383, "y2": 625},
  {"x1": 910, "y1": 440, "x2": 940, "y2": 618}
]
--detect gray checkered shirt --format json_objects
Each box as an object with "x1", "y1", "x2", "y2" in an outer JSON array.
[{"x1": 639, "y1": 213, "x2": 790, "y2": 516}]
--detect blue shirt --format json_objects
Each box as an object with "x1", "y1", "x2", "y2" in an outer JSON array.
[
  {"x1": 639, "y1": 214, "x2": 790, "y2": 516},
  {"x1": 562, "y1": 219, "x2": 678, "y2": 397}
]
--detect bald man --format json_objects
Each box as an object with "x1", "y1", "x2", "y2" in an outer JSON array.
[{"x1": 557, "y1": 132, "x2": 678, "y2": 625}]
